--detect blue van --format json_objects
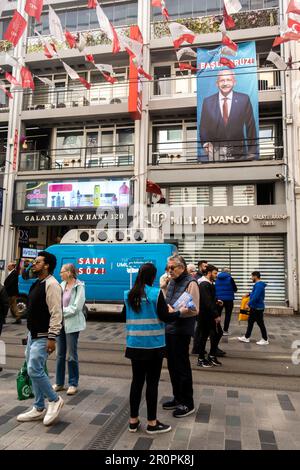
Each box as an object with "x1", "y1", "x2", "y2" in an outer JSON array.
[{"x1": 18, "y1": 242, "x2": 176, "y2": 314}]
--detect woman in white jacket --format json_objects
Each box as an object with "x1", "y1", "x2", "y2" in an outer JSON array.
[{"x1": 53, "y1": 264, "x2": 86, "y2": 395}]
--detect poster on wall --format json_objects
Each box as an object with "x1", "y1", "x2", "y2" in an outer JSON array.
[
  {"x1": 197, "y1": 41, "x2": 259, "y2": 162},
  {"x1": 25, "y1": 179, "x2": 131, "y2": 210}
]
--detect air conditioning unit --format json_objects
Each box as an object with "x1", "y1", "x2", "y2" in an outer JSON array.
[{"x1": 60, "y1": 228, "x2": 163, "y2": 244}]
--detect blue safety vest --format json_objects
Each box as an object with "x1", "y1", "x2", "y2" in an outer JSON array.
[{"x1": 124, "y1": 285, "x2": 165, "y2": 349}]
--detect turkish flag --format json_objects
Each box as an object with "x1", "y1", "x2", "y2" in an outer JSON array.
[
  {"x1": 272, "y1": 31, "x2": 300, "y2": 47},
  {"x1": 79, "y1": 77, "x2": 91, "y2": 89},
  {"x1": 5, "y1": 72, "x2": 21, "y2": 86},
  {"x1": 288, "y1": 17, "x2": 300, "y2": 33},
  {"x1": 138, "y1": 67, "x2": 153, "y2": 81},
  {"x1": 25, "y1": 0, "x2": 44, "y2": 22},
  {"x1": 178, "y1": 63, "x2": 198, "y2": 72},
  {"x1": 21, "y1": 67, "x2": 35, "y2": 90},
  {"x1": 101, "y1": 72, "x2": 117, "y2": 84},
  {"x1": 4, "y1": 11, "x2": 27, "y2": 47},
  {"x1": 222, "y1": 34, "x2": 238, "y2": 52},
  {"x1": 65, "y1": 30, "x2": 77, "y2": 48},
  {"x1": 287, "y1": 0, "x2": 300, "y2": 15},
  {"x1": 223, "y1": 5, "x2": 235, "y2": 29},
  {"x1": 146, "y1": 179, "x2": 162, "y2": 195},
  {"x1": 220, "y1": 57, "x2": 236, "y2": 69},
  {"x1": 169, "y1": 22, "x2": 196, "y2": 49},
  {"x1": 85, "y1": 54, "x2": 95, "y2": 64},
  {"x1": 88, "y1": 0, "x2": 98, "y2": 8}
]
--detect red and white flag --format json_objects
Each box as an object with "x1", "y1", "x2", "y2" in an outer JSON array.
[
  {"x1": 266, "y1": 51, "x2": 286, "y2": 70},
  {"x1": 221, "y1": 45, "x2": 237, "y2": 56},
  {"x1": 35, "y1": 29, "x2": 57, "y2": 58},
  {"x1": 176, "y1": 47, "x2": 197, "y2": 61},
  {"x1": 94, "y1": 63, "x2": 117, "y2": 83},
  {"x1": 65, "y1": 30, "x2": 76, "y2": 48},
  {"x1": 62, "y1": 62, "x2": 91, "y2": 89},
  {"x1": 0, "y1": 81, "x2": 13, "y2": 99},
  {"x1": 4, "y1": 53, "x2": 21, "y2": 68},
  {"x1": 287, "y1": 0, "x2": 300, "y2": 14},
  {"x1": 287, "y1": 16, "x2": 300, "y2": 33},
  {"x1": 222, "y1": 33, "x2": 238, "y2": 52},
  {"x1": 25, "y1": 0, "x2": 44, "y2": 22},
  {"x1": 37, "y1": 76, "x2": 53, "y2": 86},
  {"x1": 21, "y1": 67, "x2": 35, "y2": 90},
  {"x1": 49, "y1": 6, "x2": 64, "y2": 42},
  {"x1": 137, "y1": 67, "x2": 153, "y2": 81},
  {"x1": 152, "y1": 1, "x2": 169, "y2": 21},
  {"x1": 273, "y1": 30, "x2": 300, "y2": 47},
  {"x1": 119, "y1": 34, "x2": 143, "y2": 61},
  {"x1": 101, "y1": 72, "x2": 118, "y2": 84},
  {"x1": 76, "y1": 33, "x2": 87, "y2": 52},
  {"x1": 5, "y1": 72, "x2": 21, "y2": 86},
  {"x1": 88, "y1": 0, "x2": 97, "y2": 8},
  {"x1": 4, "y1": 11, "x2": 27, "y2": 47},
  {"x1": 178, "y1": 63, "x2": 198, "y2": 72},
  {"x1": 169, "y1": 22, "x2": 196, "y2": 49},
  {"x1": 220, "y1": 57, "x2": 235, "y2": 68},
  {"x1": 96, "y1": 3, "x2": 120, "y2": 54},
  {"x1": 224, "y1": 0, "x2": 242, "y2": 15},
  {"x1": 223, "y1": 5, "x2": 235, "y2": 29},
  {"x1": 85, "y1": 54, "x2": 95, "y2": 64}
]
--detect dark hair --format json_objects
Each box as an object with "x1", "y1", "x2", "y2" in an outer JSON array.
[
  {"x1": 252, "y1": 271, "x2": 261, "y2": 278},
  {"x1": 198, "y1": 260, "x2": 207, "y2": 267},
  {"x1": 38, "y1": 251, "x2": 57, "y2": 274},
  {"x1": 128, "y1": 263, "x2": 157, "y2": 313},
  {"x1": 206, "y1": 264, "x2": 218, "y2": 274}
]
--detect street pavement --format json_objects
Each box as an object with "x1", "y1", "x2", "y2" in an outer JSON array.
[{"x1": 0, "y1": 314, "x2": 300, "y2": 450}]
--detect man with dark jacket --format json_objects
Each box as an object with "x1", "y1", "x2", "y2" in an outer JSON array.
[
  {"x1": 192, "y1": 260, "x2": 208, "y2": 354},
  {"x1": 17, "y1": 251, "x2": 64, "y2": 426},
  {"x1": 4, "y1": 261, "x2": 20, "y2": 323},
  {"x1": 163, "y1": 255, "x2": 199, "y2": 418},
  {"x1": 0, "y1": 283, "x2": 9, "y2": 336},
  {"x1": 215, "y1": 267, "x2": 238, "y2": 335},
  {"x1": 197, "y1": 265, "x2": 223, "y2": 368}
]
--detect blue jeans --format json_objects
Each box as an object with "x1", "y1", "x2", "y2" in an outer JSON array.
[
  {"x1": 56, "y1": 327, "x2": 80, "y2": 387},
  {"x1": 26, "y1": 333, "x2": 58, "y2": 410}
]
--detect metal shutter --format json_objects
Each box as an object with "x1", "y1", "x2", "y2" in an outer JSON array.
[{"x1": 177, "y1": 235, "x2": 286, "y2": 305}]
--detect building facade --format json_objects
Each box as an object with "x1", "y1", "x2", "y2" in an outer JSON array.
[{"x1": 0, "y1": 0, "x2": 299, "y2": 311}]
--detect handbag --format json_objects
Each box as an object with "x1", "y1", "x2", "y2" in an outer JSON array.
[
  {"x1": 16, "y1": 360, "x2": 48, "y2": 400},
  {"x1": 238, "y1": 296, "x2": 250, "y2": 322}
]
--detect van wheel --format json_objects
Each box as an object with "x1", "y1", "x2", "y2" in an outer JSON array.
[{"x1": 17, "y1": 295, "x2": 28, "y2": 319}]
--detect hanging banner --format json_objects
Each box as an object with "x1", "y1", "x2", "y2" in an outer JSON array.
[
  {"x1": 4, "y1": 11, "x2": 27, "y2": 47},
  {"x1": 25, "y1": 0, "x2": 44, "y2": 22},
  {"x1": 13, "y1": 129, "x2": 19, "y2": 171},
  {"x1": 128, "y1": 25, "x2": 143, "y2": 120},
  {"x1": 197, "y1": 41, "x2": 259, "y2": 162}
]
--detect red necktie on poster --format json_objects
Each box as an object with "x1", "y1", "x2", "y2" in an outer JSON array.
[{"x1": 223, "y1": 97, "x2": 228, "y2": 126}]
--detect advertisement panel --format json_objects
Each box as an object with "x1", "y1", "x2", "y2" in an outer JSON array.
[
  {"x1": 197, "y1": 41, "x2": 259, "y2": 161},
  {"x1": 24, "y1": 179, "x2": 131, "y2": 210}
]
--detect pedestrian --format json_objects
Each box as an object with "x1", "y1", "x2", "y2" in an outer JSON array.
[
  {"x1": 163, "y1": 255, "x2": 199, "y2": 418},
  {"x1": 215, "y1": 267, "x2": 238, "y2": 335},
  {"x1": 159, "y1": 265, "x2": 171, "y2": 298},
  {"x1": 4, "y1": 261, "x2": 21, "y2": 324},
  {"x1": 187, "y1": 263, "x2": 197, "y2": 277},
  {"x1": 238, "y1": 271, "x2": 269, "y2": 345},
  {"x1": 52, "y1": 264, "x2": 86, "y2": 395},
  {"x1": 195, "y1": 260, "x2": 208, "y2": 282},
  {"x1": 17, "y1": 251, "x2": 64, "y2": 426},
  {"x1": 123, "y1": 263, "x2": 177, "y2": 434},
  {"x1": 0, "y1": 283, "x2": 9, "y2": 371},
  {"x1": 197, "y1": 265, "x2": 223, "y2": 368}
]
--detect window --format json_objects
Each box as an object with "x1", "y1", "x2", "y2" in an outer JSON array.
[
  {"x1": 233, "y1": 185, "x2": 255, "y2": 206},
  {"x1": 212, "y1": 187, "x2": 228, "y2": 206},
  {"x1": 257, "y1": 183, "x2": 274, "y2": 205},
  {"x1": 154, "y1": 66, "x2": 171, "y2": 95}
]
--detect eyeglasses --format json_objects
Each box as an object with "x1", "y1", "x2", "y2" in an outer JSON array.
[{"x1": 167, "y1": 265, "x2": 180, "y2": 271}]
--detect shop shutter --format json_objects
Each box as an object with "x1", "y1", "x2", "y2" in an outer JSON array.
[
  {"x1": 169, "y1": 186, "x2": 209, "y2": 206},
  {"x1": 177, "y1": 235, "x2": 286, "y2": 305}
]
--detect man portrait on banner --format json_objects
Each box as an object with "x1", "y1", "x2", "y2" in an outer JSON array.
[{"x1": 199, "y1": 69, "x2": 258, "y2": 161}]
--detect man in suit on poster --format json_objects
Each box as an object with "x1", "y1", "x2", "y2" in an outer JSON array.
[{"x1": 199, "y1": 70, "x2": 258, "y2": 161}]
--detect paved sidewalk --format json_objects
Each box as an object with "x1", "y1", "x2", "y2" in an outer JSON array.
[{"x1": 1, "y1": 371, "x2": 300, "y2": 450}]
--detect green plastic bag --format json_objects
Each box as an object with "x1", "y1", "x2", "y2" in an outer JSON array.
[
  {"x1": 16, "y1": 361, "x2": 34, "y2": 401},
  {"x1": 16, "y1": 361, "x2": 48, "y2": 401}
]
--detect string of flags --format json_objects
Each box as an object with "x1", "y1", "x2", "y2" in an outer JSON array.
[{"x1": 1, "y1": 0, "x2": 299, "y2": 102}]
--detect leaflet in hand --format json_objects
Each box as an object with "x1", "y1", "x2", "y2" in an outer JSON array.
[{"x1": 172, "y1": 292, "x2": 196, "y2": 310}]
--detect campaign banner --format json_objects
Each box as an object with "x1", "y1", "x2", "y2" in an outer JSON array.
[{"x1": 197, "y1": 41, "x2": 259, "y2": 162}]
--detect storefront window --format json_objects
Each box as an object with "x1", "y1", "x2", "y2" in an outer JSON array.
[
  {"x1": 212, "y1": 187, "x2": 228, "y2": 206},
  {"x1": 233, "y1": 185, "x2": 255, "y2": 206}
]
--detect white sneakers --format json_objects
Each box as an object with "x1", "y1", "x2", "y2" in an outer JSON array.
[
  {"x1": 43, "y1": 396, "x2": 64, "y2": 426},
  {"x1": 52, "y1": 384, "x2": 65, "y2": 392},
  {"x1": 17, "y1": 407, "x2": 46, "y2": 422},
  {"x1": 223, "y1": 331, "x2": 230, "y2": 336},
  {"x1": 67, "y1": 386, "x2": 77, "y2": 395},
  {"x1": 238, "y1": 336, "x2": 250, "y2": 343},
  {"x1": 17, "y1": 396, "x2": 64, "y2": 426},
  {"x1": 256, "y1": 339, "x2": 269, "y2": 345}
]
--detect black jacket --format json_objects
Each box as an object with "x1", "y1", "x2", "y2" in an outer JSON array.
[
  {"x1": 4, "y1": 269, "x2": 19, "y2": 297},
  {"x1": 0, "y1": 284, "x2": 9, "y2": 319},
  {"x1": 199, "y1": 280, "x2": 219, "y2": 322}
]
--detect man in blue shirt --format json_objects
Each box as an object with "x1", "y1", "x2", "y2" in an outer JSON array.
[{"x1": 238, "y1": 271, "x2": 269, "y2": 345}]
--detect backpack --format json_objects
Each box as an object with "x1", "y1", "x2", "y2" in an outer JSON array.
[{"x1": 74, "y1": 284, "x2": 88, "y2": 320}]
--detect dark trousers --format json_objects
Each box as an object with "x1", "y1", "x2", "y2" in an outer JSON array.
[
  {"x1": 166, "y1": 334, "x2": 194, "y2": 409},
  {"x1": 245, "y1": 308, "x2": 268, "y2": 340},
  {"x1": 0, "y1": 317, "x2": 3, "y2": 336},
  {"x1": 130, "y1": 357, "x2": 163, "y2": 421},
  {"x1": 198, "y1": 320, "x2": 223, "y2": 359},
  {"x1": 217, "y1": 300, "x2": 234, "y2": 332}
]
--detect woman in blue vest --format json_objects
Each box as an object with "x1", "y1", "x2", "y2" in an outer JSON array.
[{"x1": 123, "y1": 263, "x2": 179, "y2": 435}]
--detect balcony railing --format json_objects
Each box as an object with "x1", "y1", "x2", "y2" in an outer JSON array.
[
  {"x1": 148, "y1": 138, "x2": 283, "y2": 165},
  {"x1": 151, "y1": 8, "x2": 278, "y2": 39},
  {"x1": 18, "y1": 145, "x2": 134, "y2": 171},
  {"x1": 152, "y1": 69, "x2": 281, "y2": 98},
  {"x1": 23, "y1": 83, "x2": 129, "y2": 111}
]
